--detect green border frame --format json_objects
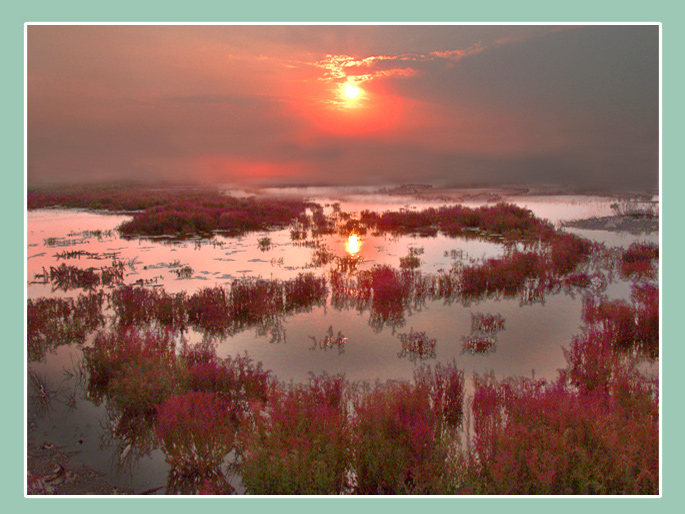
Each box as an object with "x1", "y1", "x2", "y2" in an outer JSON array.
[{"x1": 8, "y1": 1, "x2": 680, "y2": 512}]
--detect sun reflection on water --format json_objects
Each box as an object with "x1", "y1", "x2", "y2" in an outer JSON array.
[{"x1": 346, "y1": 234, "x2": 360, "y2": 255}]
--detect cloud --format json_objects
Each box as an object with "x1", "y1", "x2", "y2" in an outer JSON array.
[{"x1": 313, "y1": 42, "x2": 487, "y2": 86}]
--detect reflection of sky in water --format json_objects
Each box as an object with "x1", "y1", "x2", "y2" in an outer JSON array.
[{"x1": 26, "y1": 192, "x2": 659, "y2": 493}]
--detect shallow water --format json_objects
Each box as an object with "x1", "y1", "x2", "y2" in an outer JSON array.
[{"x1": 25, "y1": 191, "x2": 658, "y2": 494}]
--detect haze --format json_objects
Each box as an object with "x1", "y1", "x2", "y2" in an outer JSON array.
[{"x1": 27, "y1": 24, "x2": 659, "y2": 191}]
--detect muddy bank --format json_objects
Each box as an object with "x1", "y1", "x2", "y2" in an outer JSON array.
[
  {"x1": 27, "y1": 434, "x2": 134, "y2": 495},
  {"x1": 562, "y1": 215, "x2": 658, "y2": 234}
]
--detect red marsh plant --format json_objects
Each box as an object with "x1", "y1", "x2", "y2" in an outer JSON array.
[
  {"x1": 110, "y1": 285, "x2": 157, "y2": 326},
  {"x1": 115, "y1": 194, "x2": 309, "y2": 238},
  {"x1": 399, "y1": 247, "x2": 424, "y2": 270},
  {"x1": 362, "y1": 203, "x2": 556, "y2": 243},
  {"x1": 101, "y1": 407, "x2": 161, "y2": 475},
  {"x1": 471, "y1": 312, "x2": 505, "y2": 334},
  {"x1": 369, "y1": 265, "x2": 414, "y2": 331},
  {"x1": 414, "y1": 360, "x2": 465, "y2": 430},
  {"x1": 180, "y1": 342, "x2": 273, "y2": 405},
  {"x1": 461, "y1": 335, "x2": 497, "y2": 355},
  {"x1": 459, "y1": 251, "x2": 541, "y2": 299},
  {"x1": 469, "y1": 372, "x2": 658, "y2": 494},
  {"x1": 582, "y1": 283, "x2": 659, "y2": 359},
  {"x1": 547, "y1": 232, "x2": 593, "y2": 276},
  {"x1": 462, "y1": 313, "x2": 505, "y2": 355},
  {"x1": 156, "y1": 391, "x2": 239, "y2": 477},
  {"x1": 186, "y1": 286, "x2": 230, "y2": 334},
  {"x1": 27, "y1": 292, "x2": 105, "y2": 361},
  {"x1": 633, "y1": 283, "x2": 659, "y2": 359},
  {"x1": 397, "y1": 328, "x2": 437, "y2": 362},
  {"x1": 238, "y1": 373, "x2": 350, "y2": 495},
  {"x1": 83, "y1": 327, "x2": 181, "y2": 413},
  {"x1": 351, "y1": 379, "x2": 451, "y2": 494},
  {"x1": 283, "y1": 272, "x2": 327, "y2": 312},
  {"x1": 27, "y1": 183, "x2": 226, "y2": 212},
  {"x1": 620, "y1": 241, "x2": 659, "y2": 280}
]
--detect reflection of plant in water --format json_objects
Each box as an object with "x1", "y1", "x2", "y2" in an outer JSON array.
[
  {"x1": 309, "y1": 325, "x2": 347, "y2": 354},
  {"x1": 108, "y1": 273, "x2": 327, "y2": 337},
  {"x1": 336, "y1": 254, "x2": 364, "y2": 274},
  {"x1": 54, "y1": 249, "x2": 99, "y2": 260},
  {"x1": 43, "y1": 261, "x2": 125, "y2": 291},
  {"x1": 399, "y1": 247, "x2": 424, "y2": 270},
  {"x1": 27, "y1": 292, "x2": 105, "y2": 361},
  {"x1": 28, "y1": 369, "x2": 57, "y2": 416},
  {"x1": 166, "y1": 467, "x2": 234, "y2": 495},
  {"x1": 100, "y1": 407, "x2": 160, "y2": 476},
  {"x1": 156, "y1": 391, "x2": 239, "y2": 478},
  {"x1": 397, "y1": 328, "x2": 437, "y2": 362},
  {"x1": 461, "y1": 335, "x2": 497, "y2": 355},
  {"x1": 462, "y1": 313, "x2": 506, "y2": 355}
]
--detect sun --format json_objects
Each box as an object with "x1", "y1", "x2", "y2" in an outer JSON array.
[{"x1": 344, "y1": 83, "x2": 360, "y2": 99}]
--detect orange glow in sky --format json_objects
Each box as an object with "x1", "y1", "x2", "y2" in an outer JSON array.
[{"x1": 26, "y1": 25, "x2": 659, "y2": 190}]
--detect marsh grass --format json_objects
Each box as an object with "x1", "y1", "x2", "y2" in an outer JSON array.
[
  {"x1": 27, "y1": 292, "x2": 105, "y2": 361},
  {"x1": 397, "y1": 328, "x2": 437, "y2": 362},
  {"x1": 27, "y1": 190, "x2": 658, "y2": 495}
]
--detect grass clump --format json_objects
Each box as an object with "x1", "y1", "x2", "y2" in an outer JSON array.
[{"x1": 238, "y1": 373, "x2": 349, "y2": 495}]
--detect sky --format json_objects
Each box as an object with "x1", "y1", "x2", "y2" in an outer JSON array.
[{"x1": 27, "y1": 24, "x2": 659, "y2": 191}]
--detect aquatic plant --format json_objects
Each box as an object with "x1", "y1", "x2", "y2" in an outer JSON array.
[
  {"x1": 118, "y1": 197, "x2": 308, "y2": 238},
  {"x1": 83, "y1": 328, "x2": 181, "y2": 413},
  {"x1": 351, "y1": 379, "x2": 450, "y2": 494},
  {"x1": 238, "y1": 373, "x2": 350, "y2": 495},
  {"x1": 397, "y1": 328, "x2": 437, "y2": 362},
  {"x1": 471, "y1": 313, "x2": 505, "y2": 333},
  {"x1": 461, "y1": 335, "x2": 497, "y2": 355},
  {"x1": 460, "y1": 251, "x2": 541, "y2": 299},
  {"x1": 581, "y1": 283, "x2": 659, "y2": 359},
  {"x1": 620, "y1": 241, "x2": 659, "y2": 280},
  {"x1": 156, "y1": 391, "x2": 239, "y2": 475},
  {"x1": 27, "y1": 292, "x2": 105, "y2": 361},
  {"x1": 283, "y1": 272, "x2": 328, "y2": 312},
  {"x1": 399, "y1": 247, "x2": 424, "y2": 270},
  {"x1": 469, "y1": 371, "x2": 658, "y2": 494},
  {"x1": 414, "y1": 361, "x2": 465, "y2": 430},
  {"x1": 547, "y1": 233, "x2": 593, "y2": 275},
  {"x1": 257, "y1": 236, "x2": 272, "y2": 252}
]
